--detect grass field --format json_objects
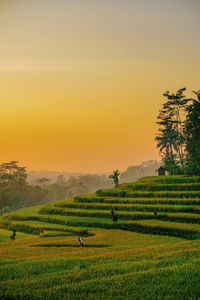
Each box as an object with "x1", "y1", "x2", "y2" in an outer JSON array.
[{"x1": 0, "y1": 175, "x2": 200, "y2": 299}]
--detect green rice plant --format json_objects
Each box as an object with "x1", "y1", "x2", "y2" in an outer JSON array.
[
  {"x1": 0, "y1": 228, "x2": 31, "y2": 241},
  {"x1": 56, "y1": 201, "x2": 200, "y2": 214},
  {"x1": 8, "y1": 223, "x2": 42, "y2": 235},
  {"x1": 39, "y1": 206, "x2": 160, "y2": 220},
  {"x1": 7, "y1": 220, "x2": 90, "y2": 236},
  {"x1": 126, "y1": 220, "x2": 200, "y2": 239},
  {"x1": 120, "y1": 182, "x2": 200, "y2": 191},
  {"x1": 138, "y1": 175, "x2": 200, "y2": 184},
  {"x1": 40, "y1": 231, "x2": 75, "y2": 238},
  {"x1": 1, "y1": 256, "x2": 200, "y2": 299},
  {"x1": 75, "y1": 195, "x2": 200, "y2": 205},
  {"x1": 96, "y1": 188, "x2": 200, "y2": 198},
  {"x1": 7, "y1": 215, "x2": 126, "y2": 231},
  {"x1": 74, "y1": 194, "x2": 105, "y2": 203},
  {"x1": 7, "y1": 213, "x2": 200, "y2": 240},
  {"x1": 164, "y1": 213, "x2": 200, "y2": 224}
]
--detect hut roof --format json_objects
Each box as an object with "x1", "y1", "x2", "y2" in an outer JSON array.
[{"x1": 155, "y1": 166, "x2": 166, "y2": 172}]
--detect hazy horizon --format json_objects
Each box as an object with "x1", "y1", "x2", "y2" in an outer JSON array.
[
  {"x1": 0, "y1": 0, "x2": 199, "y2": 172},
  {"x1": 27, "y1": 159, "x2": 161, "y2": 174}
]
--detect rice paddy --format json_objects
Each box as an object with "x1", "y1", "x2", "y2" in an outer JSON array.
[{"x1": 0, "y1": 175, "x2": 200, "y2": 299}]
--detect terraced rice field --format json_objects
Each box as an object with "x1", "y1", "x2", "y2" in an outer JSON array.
[{"x1": 0, "y1": 175, "x2": 200, "y2": 299}]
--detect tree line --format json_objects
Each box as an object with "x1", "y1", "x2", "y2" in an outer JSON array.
[
  {"x1": 0, "y1": 161, "x2": 112, "y2": 215},
  {"x1": 156, "y1": 88, "x2": 200, "y2": 175}
]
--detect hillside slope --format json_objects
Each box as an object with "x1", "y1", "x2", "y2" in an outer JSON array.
[{"x1": 0, "y1": 175, "x2": 200, "y2": 299}]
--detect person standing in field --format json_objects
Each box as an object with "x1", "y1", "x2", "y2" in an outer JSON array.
[
  {"x1": 10, "y1": 230, "x2": 16, "y2": 240},
  {"x1": 77, "y1": 236, "x2": 84, "y2": 247}
]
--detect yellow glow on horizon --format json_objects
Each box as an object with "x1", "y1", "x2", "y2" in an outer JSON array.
[{"x1": 0, "y1": 0, "x2": 199, "y2": 172}]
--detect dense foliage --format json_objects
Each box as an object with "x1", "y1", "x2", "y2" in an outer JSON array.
[
  {"x1": 0, "y1": 161, "x2": 28, "y2": 215},
  {"x1": 185, "y1": 91, "x2": 200, "y2": 174},
  {"x1": 0, "y1": 162, "x2": 112, "y2": 215},
  {"x1": 156, "y1": 88, "x2": 200, "y2": 175}
]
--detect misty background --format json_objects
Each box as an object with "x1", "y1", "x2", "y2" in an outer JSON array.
[
  {"x1": 27, "y1": 160, "x2": 161, "y2": 201},
  {"x1": 0, "y1": 160, "x2": 161, "y2": 215}
]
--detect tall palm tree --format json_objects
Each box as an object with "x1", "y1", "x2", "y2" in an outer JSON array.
[{"x1": 155, "y1": 124, "x2": 179, "y2": 157}]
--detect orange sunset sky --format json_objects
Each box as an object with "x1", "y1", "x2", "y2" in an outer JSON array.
[{"x1": 0, "y1": 0, "x2": 200, "y2": 173}]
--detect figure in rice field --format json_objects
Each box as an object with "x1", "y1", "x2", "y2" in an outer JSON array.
[
  {"x1": 10, "y1": 230, "x2": 16, "y2": 240},
  {"x1": 77, "y1": 236, "x2": 84, "y2": 247},
  {"x1": 111, "y1": 207, "x2": 118, "y2": 222},
  {"x1": 109, "y1": 170, "x2": 120, "y2": 187},
  {"x1": 154, "y1": 211, "x2": 158, "y2": 218}
]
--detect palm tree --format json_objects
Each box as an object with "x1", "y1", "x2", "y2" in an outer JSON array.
[{"x1": 155, "y1": 124, "x2": 179, "y2": 157}]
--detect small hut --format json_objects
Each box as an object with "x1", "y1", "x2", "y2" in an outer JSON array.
[{"x1": 156, "y1": 166, "x2": 166, "y2": 176}]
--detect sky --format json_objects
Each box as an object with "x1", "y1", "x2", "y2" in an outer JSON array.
[{"x1": 0, "y1": 0, "x2": 199, "y2": 173}]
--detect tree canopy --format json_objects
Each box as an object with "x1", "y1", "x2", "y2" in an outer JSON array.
[{"x1": 156, "y1": 88, "x2": 200, "y2": 175}]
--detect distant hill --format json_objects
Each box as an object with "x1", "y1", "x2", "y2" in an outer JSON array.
[
  {"x1": 27, "y1": 170, "x2": 86, "y2": 184},
  {"x1": 28, "y1": 160, "x2": 161, "y2": 184},
  {"x1": 120, "y1": 160, "x2": 161, "y2": 182}
]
